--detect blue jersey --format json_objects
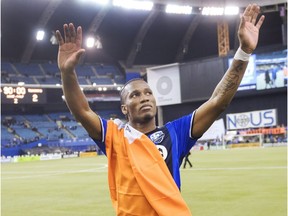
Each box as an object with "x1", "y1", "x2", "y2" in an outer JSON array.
[{"x1": 93, "y1": 112, "x2": 198, "y2": 189}]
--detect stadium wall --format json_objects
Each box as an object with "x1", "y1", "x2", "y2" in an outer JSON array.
[{"x1": 162, "y1": 88, "x2": 287, "y2": 127}]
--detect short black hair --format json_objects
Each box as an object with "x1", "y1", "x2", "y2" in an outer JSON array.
[{"x1": 119, "y1": 78, "x2": 146, "y2": 105}]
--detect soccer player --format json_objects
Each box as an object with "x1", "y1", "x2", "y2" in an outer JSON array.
[{"x1": 56, "y1": 4, "x2": 264, "y2": 215}]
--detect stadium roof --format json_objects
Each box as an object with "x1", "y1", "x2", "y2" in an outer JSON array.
[{"x1": 1, "y1": 0, "x2": 287, "y2": 69}]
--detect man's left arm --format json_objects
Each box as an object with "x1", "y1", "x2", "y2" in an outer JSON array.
[{"x1": 192, "y1": 4, "x2": 265, "y2": 138}]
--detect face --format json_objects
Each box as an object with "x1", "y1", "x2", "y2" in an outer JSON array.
[{"x1": 121, "y1": 80, "x2": 157, "y2": 124}]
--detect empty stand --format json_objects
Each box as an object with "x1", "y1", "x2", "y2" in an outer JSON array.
[
  {"x1": 76, "y1": 65, "x2": 96, "y2": 77},
  {"x1": 1, "y1": 62, "x2": 127, "y2": 86},
  {"x1": 90, "y1": 77, "x2": 114, "y2": 85},
  {"x1": 41, "y1": 62, "x2": 60, "y2": 75},
  {"x1": 14, "y1": 63, "x2": 44, "y2": 76}
]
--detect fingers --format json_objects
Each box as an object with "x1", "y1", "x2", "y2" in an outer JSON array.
[
  {"x1": 55, "y1": 30, "x2": 64, "y2": 46},
  {"x1": 69, "y1": 23, "x2": 76, "y2": 43},
  {"x1": 243, "y1": 4, "x2": 259, "y2": 22},
  {"x1": 242, "y1": 4, "x2": 252, "y2": 22},
  {"x1": 250, "y1": 5, "x2": 260, "y2": 25},
  {"x1": 76, "y1": 26, "x2": 83, "y2": 47},
  {"x1": 64, "y1": 24, "x2": 71, "y2": 43},
  {"x1": 56, "y1": 23, "x2": 82, "y2": 45},
  {"x1": 255, "y1": 15, "x2": 265, "y2": 30},
  {"x1": 241, "y1": 4, "x2": 264, "y2": 28}
]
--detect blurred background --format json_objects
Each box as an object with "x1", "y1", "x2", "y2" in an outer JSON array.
[{"x1": 1, "y1": 0, "x2": 287, "y2": 157}]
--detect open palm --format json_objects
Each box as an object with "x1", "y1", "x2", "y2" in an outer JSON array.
[
  {"x1": 238, "y1": 4, "x2": 265, "y2": 54},
  {"x1": 56, "y1": 23, "x2": 85, "y2": 73}
]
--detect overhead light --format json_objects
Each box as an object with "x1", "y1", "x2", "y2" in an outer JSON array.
[
  {"x1": 36, "y1": 30, "x2": 45, "y2": 41},
  {"x1": 95, "y1": 36, "x2": 102, "y2": 49},
  {"x1": 224, "y1": 6, "x2": 239, "y2": 15},
  {"x1": 202, "y1": 7, "x2": 224, "y2": 16},
  {"x1": 90, "y1": 0, "x2": 109, "y2": 5},
  {"x1": 165, "y1": 4, "x2": 192, "y2": 15},
  {"x1": 78, "y1": 0, "x2": 109, "y2": 5},
  {"x1": 86, "y1": 37, "x2": 95, "y2": 48},
  {"x1": 201, "y1": 6, "x2": 239, "y2": 16},
  {"x1": 113, "y1": 0, "x2": 153, "y2": 11},
  {"x1": 86, "y1": 36, "x2": 102, "y2": 49},
  {"x1": 50, "y1": 34, "x2": 58, "y2": 45}
]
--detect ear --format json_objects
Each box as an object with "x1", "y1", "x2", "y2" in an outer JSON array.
[{"x1": 121, "y1": 104, "x2": 127, "y2": 115}]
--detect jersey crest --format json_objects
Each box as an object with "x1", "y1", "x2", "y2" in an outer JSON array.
[{"x1": 149, "y1": 131, "x2": 165, "y2": 144}]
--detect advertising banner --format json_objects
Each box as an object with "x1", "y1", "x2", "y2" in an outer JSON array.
[
  {"x1": 147, "y1": 63, "x2": 181, "y2": 106},
  {"x1": 79, "y1": 152, "x2": 97, "y2": 158},
  {"x1": 226, "y1": 109, "x2": 277, "y2": 130}
]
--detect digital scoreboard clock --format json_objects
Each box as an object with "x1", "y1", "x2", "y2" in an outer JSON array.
[{"x1": 1, "y1": 86, "x2": 47, "y2": 104}]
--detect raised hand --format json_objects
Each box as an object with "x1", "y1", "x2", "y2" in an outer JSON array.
[
  {"x1": 238, "y1": 4, "x2": 265, "y2": 54},
  {"x1": 56, "y1": 23, "x2": 86, "y2": 73}
]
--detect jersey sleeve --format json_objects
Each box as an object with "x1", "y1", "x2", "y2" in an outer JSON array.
[
  {"x1": 169, "y1": 111, "x2": 198, "y2": 157},
  {"x1": 91, "y1": 116, "x2": 107, "y2": 155}
]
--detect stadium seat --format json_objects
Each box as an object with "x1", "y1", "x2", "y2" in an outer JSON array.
[
  {"x1": 14, "y1": 63, "x2": 44, "y2": 76},
  {"x1": 41, "y1": 62, "x2": 60, "y2": 75}
]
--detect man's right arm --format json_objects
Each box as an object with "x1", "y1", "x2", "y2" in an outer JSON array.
[
  {"x1": 191, "y1": 4, "x2": 264, "y2": 138},
  {"x1": 56, "y1": 23, "x2": 102, "y2": 140}
]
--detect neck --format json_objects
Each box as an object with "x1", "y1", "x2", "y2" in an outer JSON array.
[{"x1": 129, "y1": 119, "x2": 156, "y2": 134}]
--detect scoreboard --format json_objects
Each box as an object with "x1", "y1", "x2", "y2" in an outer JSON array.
[
  {"x1": 1, "y1": 86, "x2": 121, "y2": 105},
  {"x1": 1, "y1": 86, "x2": 47, "y2": 104}
]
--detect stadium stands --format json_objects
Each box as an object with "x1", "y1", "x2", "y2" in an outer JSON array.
[
  {"x1": 94, "y1": 65, "x2": 122, "y2": 76},
  {"x1": 1, "y1": 61, "x2": 133, "y2": 156},
  {"x1": 61, "y1": 121, "x2": 90, "y2": 139},
  {"x1": 1, "y1": 127, "x2": 16, "y2": 147},
  {"x1": 2, "y1": 61, "x2": 16, "y2": 72},
  {"x1": 76, "y1": 65, "x2": 96, "y2": 77},
  {"x1": 90, "y1": 77, "x2": 114, "y2": 85},
  {"x1": 37, "y1": 77, "x2": 61, "y2": 85},
  {"x1": 1, "y1": 61, "x2": 127, "y2": 86},
  {"x1": 41, "y1": 62, "x2": 60, "y2": 75},
  {"x1": 14, "y1": 63, "x2": 44, "y2": 76},
  {"x1": 1, "y1": 109, "x2": 125, "y2": 156}
]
